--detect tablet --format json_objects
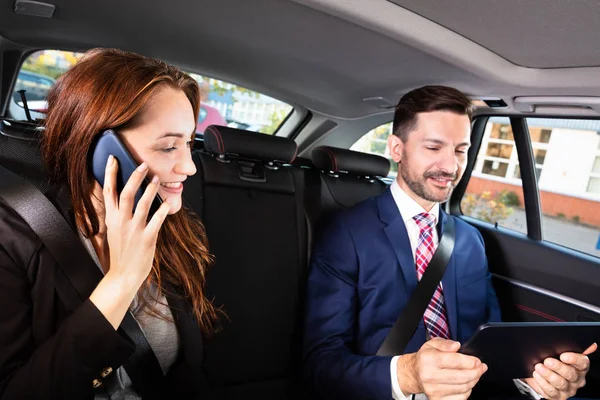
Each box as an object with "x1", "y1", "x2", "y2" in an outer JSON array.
[{"x1": 459, "y1": 322, "x2": 600, "y2": 381}]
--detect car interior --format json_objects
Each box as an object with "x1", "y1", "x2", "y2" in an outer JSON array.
[{"x1": 1, "y1": 0, "x2": 600, "y2": 398}]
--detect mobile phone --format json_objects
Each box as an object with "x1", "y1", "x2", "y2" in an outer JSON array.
[{"x1": 90, "y1": 129, "x2": 163, "y2": 217}]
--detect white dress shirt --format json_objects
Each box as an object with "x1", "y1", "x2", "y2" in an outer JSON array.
[
  {"x1": 387, "y1": 180, "x2": 541, "y2": 400},
  {"x1": 389, "y1": 179, "x2": 439, "y2": 400}
]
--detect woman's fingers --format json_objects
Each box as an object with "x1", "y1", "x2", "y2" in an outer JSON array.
[
  {"x1": 133, "y1": 175, "x2": 161, "y2": 223},
  {"x1": 145, "y1": 200, "x2": 171, "y2": 239},
  {"x1": 119, "y1": 162, "x2": 149, "y2": 217},
  {"x1": 102, "y1": 155, "x2": 118, "y2": 216}
]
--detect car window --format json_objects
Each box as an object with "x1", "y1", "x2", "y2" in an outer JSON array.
[
  {"x1": 11, "y1": 50, "x2": 83, "y2": 120},
  {"x1": 12, "y1": 72, "x2": 55, "y2": 102},
  {"x1": 11, "y1": 50, "x2": 293, "y2": 135},
  {"x1": 526, "y1": 118, "x2": 600, "y2": 257},
  {"x1": 461, "y1": 118, "x2": 526, "y2": 233},
  {"x1": 350, "y1": 122, "x2": 398, "y2": 176},
  {"x1": 185, "y1": 75, "x2": 293, "y2": 135},
  {"x1": 461, "y1": 116, "x2": 600, "y2": 258}
]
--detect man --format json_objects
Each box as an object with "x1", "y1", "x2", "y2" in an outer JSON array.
[{"x1": 303, "y1": 85, "x2": 595, "y2": 400}]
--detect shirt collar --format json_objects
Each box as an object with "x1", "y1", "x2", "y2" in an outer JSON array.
[{"x1": 390, "y1": 179, "x2": 440, "y2": 225}]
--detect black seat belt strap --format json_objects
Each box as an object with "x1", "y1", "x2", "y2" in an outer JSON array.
[
  {"x1": 377, "y1": 217, "x2": 456, "y2": 356},
  {"x1": 0, "y1": 164, "x2": 165, "y2": 398}
]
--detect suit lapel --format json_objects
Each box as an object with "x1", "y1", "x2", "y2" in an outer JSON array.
[
  {"x1": 438, "y1": 211, "x2": 458, "y2": 340},
  {"x1": 378, "y1": 189, "x2": 418, "y2": 295}
]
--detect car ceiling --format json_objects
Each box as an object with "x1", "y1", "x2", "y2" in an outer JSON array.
[
  {"x1": 1, "y1": 0, "x2": 600, "y2": 120},
  {"x1": 389, "y1": 0, "x2": 600, "y2": 69}
]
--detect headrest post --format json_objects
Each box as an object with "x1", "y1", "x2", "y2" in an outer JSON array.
[
  {"x1": 217, "y1": 154, "x2": 230, "y2": 164},
  {"x1": 265, "y1": 161, "x2": 279, "y2": 171}
]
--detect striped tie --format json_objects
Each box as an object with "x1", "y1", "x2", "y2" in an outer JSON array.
[{"x1": 413, "y1": 212, "x2": 450, "y2": 339}]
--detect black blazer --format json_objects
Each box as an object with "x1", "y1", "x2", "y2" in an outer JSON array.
[{"x1": 0, "y1": 186, "x2": 208, "y2": 400}]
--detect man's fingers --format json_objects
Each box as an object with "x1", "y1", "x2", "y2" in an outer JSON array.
[
  {"x1": 544, "y1": 358, "x2": 579, "y2": 382},
  {"x1": 102, "y1": 155, "x2": 118, "y2": 214},
  {"x1": 424, "y1": 382, "x2": 475, "y2": 399},
  {"x1": 426, "y1": 338, "x2": 461, "y2": 352},
  {"x1": 560, "y1": 352, "x2": 591, "y2": 371},
  {"x1": 583, "y1": 343, "x2": 598, "y2": 356},
  {"x1": 535, "y1": 363, "x2": 570, "y2": 392},
  {"x1": 436, "y1": 352, "x2": 482, "y2": 370},
  {"x1": 422, "y1": 365, "x2": 485, "y2": 385},
  {"x1": 532, "y1": 370, "x2": 558, "y2": 399},
  {"x1": 439, "y1": 392, "x2": 472, "y2": 400}
]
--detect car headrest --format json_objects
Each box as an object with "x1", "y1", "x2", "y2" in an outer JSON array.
[
  {"x1": 203, "y1": 125, "x2": 297, "y2": 164},
  {"x1": 312, "y1": 146, "x2": 391, "y2": 177}
]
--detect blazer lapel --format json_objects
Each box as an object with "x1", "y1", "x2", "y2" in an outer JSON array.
[
  {"x1": 438, "y1": 211, "x2": 458, "y2": 340},
  {"x1": 378, "y1": 189, "x2": 418, "y2": 296},
  {"x1": 45, "y1": 183, "x2": 106, "y2": 307}
]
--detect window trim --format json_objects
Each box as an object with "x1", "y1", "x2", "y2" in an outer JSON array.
[
  {"x1": 2, "y1": 48, "x2": 39, "y2": 117},
  {"x1": 587, "y1": 150, "x2": 600, "y2": 194},
  {"x1": 450, "y1": 116, "x2": 543, "y2": 239},
  {"x1": 511, "y1": 117, "x2": 543, "y2": 240},
  {"x1": 450, "y1": 116, "x2": 489, "y2": 216}
]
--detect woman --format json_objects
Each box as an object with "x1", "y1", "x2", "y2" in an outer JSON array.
[{"x1": 0, "y1": 48, "x2": 221, "y2": 399}]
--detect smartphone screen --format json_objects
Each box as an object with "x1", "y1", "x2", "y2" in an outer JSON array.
[{"x1": 90, "y1": 129, "x2": 162, "y2": 217}]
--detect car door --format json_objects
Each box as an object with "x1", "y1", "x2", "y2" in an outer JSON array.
[{"x1": 450, "y1": 114, "x2": 600, "y2": 396}]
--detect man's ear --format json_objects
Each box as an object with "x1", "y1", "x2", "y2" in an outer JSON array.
[{"x1": 387, "y1": 134, "x2": 403, "y2": 163}]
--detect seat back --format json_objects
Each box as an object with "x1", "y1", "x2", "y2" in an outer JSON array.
[
  {"x1": 0, "y1": 120, "x2": 50, "y2": 193},
  {"x1": 184, "y1": 126, "x2": 308, "y2": 399}
]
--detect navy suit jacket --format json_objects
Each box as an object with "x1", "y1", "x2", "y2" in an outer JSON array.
[{"x1": 303, "y1": 188, "x2": 502, "y2": 399}]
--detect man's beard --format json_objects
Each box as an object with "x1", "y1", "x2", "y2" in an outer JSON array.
[{"x1": 400, "y1": 159, "x2": 457, "y2": 203}]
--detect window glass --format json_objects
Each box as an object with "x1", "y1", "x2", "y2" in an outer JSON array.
[
  {"x1": 591, "y1": 156, "x2": 600, "y2": 174},
  {"x1": 530, "y1": 127, "x2": 552, "y2": 144},
  {"x1": 481, "y1": 160, "x2": 509, "y2": 177},
  {"x1": 485, "y1": 143, "x2": 513, "y2": 159},
  {"x1": 12, "y1": 50, "x2": 293, "y2": 135},
  {"x1": 11, "y1": 50, "x2": 84, "y2": 121},
  {"x1": 462, "y1": 116, "x2": 600, "y2": 257},
  {"x1": 527, "y1": 118, "x2": 600, "y2": 257},
  {"x1": 461, "y1": 118, "x2": 526, "y2": 233},
  {"x1": 490, "y1": 124, "x2": 515, "y2": 141},
  {"x1": 350, "y1": 122, "x2": 397, "y2": 175},
  {"x1": 588, "y1": 177, "x2": 600, "y2": 194},
  {"x1": 184, "y1": 74, "x2": 291, "y2": 135}
]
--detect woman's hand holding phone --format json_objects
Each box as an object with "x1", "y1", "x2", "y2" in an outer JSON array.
[{"x1": 90, "y1": 155, "x2": 171, "y2": 330}]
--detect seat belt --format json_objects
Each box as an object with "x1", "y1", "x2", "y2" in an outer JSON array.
[
  {"x1": 377, "y1": 217, "x2": 456, "y2": 356},
  {"x1": 0, "y1": 164, "x2": 166, "y2": 399}
]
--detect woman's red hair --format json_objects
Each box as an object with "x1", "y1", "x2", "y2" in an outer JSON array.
[{"x1": 42, "y1": 48, "x2": 220, "y2": 335}]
